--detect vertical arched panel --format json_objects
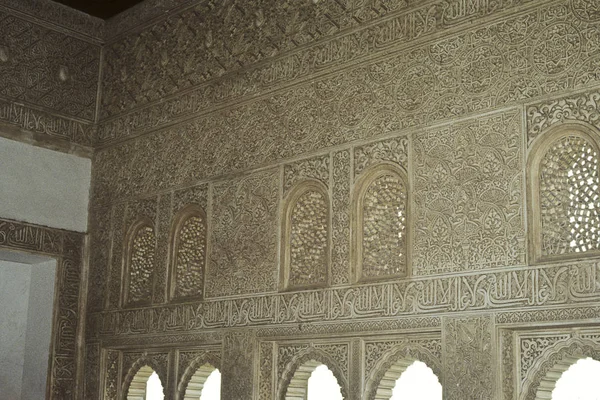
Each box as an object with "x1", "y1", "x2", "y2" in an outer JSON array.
[
  {"x1": 169, "y1": 205, "x2": 207, "y2": 301},
  {"x1": 123, "y1": 218, "x2": 156, "y2": 306},
  {"x1": 281, "y1": 180, "x2": 330, "y2": 291},
  {"x1": 528, "y1": 123, "x2": 600, "y2": 262},
  {"x1": 353, "y1": 164, "x2": 409, "y2": 282}
]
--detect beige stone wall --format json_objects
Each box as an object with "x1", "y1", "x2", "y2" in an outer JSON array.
[
  {"x1": 87, "y1": 0, "x2": 600, "y2": 399},
  {"x1": 2, "y1": 0, "x2": 600, "y2": 398}
]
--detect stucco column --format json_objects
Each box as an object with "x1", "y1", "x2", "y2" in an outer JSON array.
[{"x1": 443, "y1": 314, "x2": 495, "y2": 400}]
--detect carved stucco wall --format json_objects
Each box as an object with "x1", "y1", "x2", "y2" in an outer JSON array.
[
  {"x1": 0, "y1": 1, "x2": 101, "y2": 148},
  {"x1": 3, "y1": 0, "x2": 600, "y2": 399},
  {"x1": 87, "y1": 0, "x2": 600, "y2": 399}
]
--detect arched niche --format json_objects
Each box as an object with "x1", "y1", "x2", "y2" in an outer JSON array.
[
  {"x1": 527, "y1": 122, "x2": 600, "y2": 263},
  {"x1": 123, "y1": 360, "x2": 166, "y2": 400},
  {"x1": 122, "y1": 217, "x2": 157, "y2": 306},
  {"x1": 521, "y1": 338, "x2": 600, "y2": 400},
  {"x1": 364, "y1": 343, "x2": 442, "y2": 400},
  {"x1": 278, "y1": 348, "x2": 347, "y2": 400},
  {"x1": 168, "y1": 204, "x2": 208, "y2": 302},
  {"x1": 178, "y1": 353, "x2": 222, "y2": 400},
  {"x1": 280, "y1": 180, "x2": 331, "y2": 291},
  {"x1": 352, "y1": 163, "x2": 410, "y2": 283}
]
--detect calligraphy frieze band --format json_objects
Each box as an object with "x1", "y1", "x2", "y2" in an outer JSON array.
[{"x1": 91, "y1": 261, "x2": 600, "y2": 337}]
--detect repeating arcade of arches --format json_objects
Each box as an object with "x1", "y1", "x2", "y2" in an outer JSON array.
[
  {"x1": 124, "y1": 354, "x2": 221, "y2": 400},
  {"x1": 124, "y1": 341, "x2": 600, "y2": 400},
  {"x1": 122, "y1": 346, "x2": 443, "y2": 400}
]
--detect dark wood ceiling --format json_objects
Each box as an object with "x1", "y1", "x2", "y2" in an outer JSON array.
[{"x1": 52, "y1": 0, "x2": 146, "y2": 19}]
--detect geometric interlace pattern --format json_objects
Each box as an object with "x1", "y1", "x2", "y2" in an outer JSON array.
[{"x1": 540, "y1": 135, "x2": 600, "y2": 256}]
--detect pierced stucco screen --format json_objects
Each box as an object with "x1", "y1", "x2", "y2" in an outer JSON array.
[
  {"x1": 539, "y1": 135, "x2": 599, "y2": 256},
  {"x1": 354, "y1": 165, "x2": 409, "y2": 282},
  {"x1": 124, "y1": 221, "x2": 156, "y2": 306},
  {"x1": 170, "y1": 210, "x2": 207, "y2": 301}
]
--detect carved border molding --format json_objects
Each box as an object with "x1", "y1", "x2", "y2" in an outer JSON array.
[
  {"x1": 522, "y1": 337, "x2": 600, "y2": 400},
  {"x1": 0, "y1": 0, "x2": 104, "y2": 40},
  {"x1": 496, "y1": 306, "x2": 600, "y2": 325},
  {"x1": 96, "y1": 0, "x2": 553, "y2": 141},
  {"x1": 0, "y1": 218, "x2": 85, "y2": 400},
  {"x1": 0, "y1": 98, "x2": 95, "y2": 147},
  {"x1": 255, "y1": 317, "x2": 442, "y2": 338},
  {"x1": 90, "y1": 261, "x2": 600, "y2": 337},
  {"x1": 527, "y1": 90, "x2": 600, "y2": 146}
]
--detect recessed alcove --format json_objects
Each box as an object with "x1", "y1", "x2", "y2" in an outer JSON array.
[{"x1": 0, "y1": 250, "x2": 56, "y2": 400}]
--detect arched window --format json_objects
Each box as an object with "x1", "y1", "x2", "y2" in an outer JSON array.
[
  {"x1": 353, "y1": 164, "x2": 409, "y2": 282},
  {"x1": 285, "y1": 360, "x2": 343, "y2": 400},
  {"x1": 127, "y1": 366, "x2": 164, "y2": 400},
  {"x1": 526, "y1": 339, "x2": 600, "y2": 399},
  {"x1": 201, "y1": 369, "x2": 221, "y2": 399},
  {"x1": 552, "y1": 357, "x2": 600, "y2": 399},
  {"x1": 182, "y1": 363, "x2": 221, "y2": 400},
  {"x1": 369, "y1": 357, "x2": 441, "y2": 400},
  {"x1": 169, "y1": 205, "x2": 207, "y2": 301},
  {"x1": 529, "y1": 124, "x2": 600, "y2": 262},
  {"x1": 390, "y1": 361, "x2": 442, "y2": 400},
  {"x1": 123, "y1": 218, "x2": 156, "y2": 306},
  {"x1": 307, "y1": 365, "x2": 343, "y2": 400},
  {"x1": 281, "y1": 181, "x2": 330, "y2": 290}
]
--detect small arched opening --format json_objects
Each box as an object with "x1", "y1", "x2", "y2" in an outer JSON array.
[
  {"x1": 551, "y1": 357, "x2": 600, "y2": 399},
  {"x1": 182, "y1": 363, "x2": 221, "y2": 400},
  {"x1": 126, "y1": 365, "x2": 165, "y2": 400},
  {"x1": 371, "y1": 358, "x2": 441, "y2": 400},
  {"x1": 389, "y1": 360, "x2": 442, "y2": 400},
  {"x1": 285, "y1": 360, "x2": 343, "y2": 400}
]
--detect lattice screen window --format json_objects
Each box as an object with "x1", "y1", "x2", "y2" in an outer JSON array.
[
  {"x1": 125, "y1": 221, "x2": 156, "y2": 305},
  {"x1": 282, "y1": 182, "x2": 330, "y2": 290},
  {"x1": 354, "y1": 165, "x2": 409, "y2": 282},
  {"x1": 170, "y1": 207, "x2": 207, "y2": 301},
  {"x1": 533, "y1": 130, "x2": 600, "y2": 260}
]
